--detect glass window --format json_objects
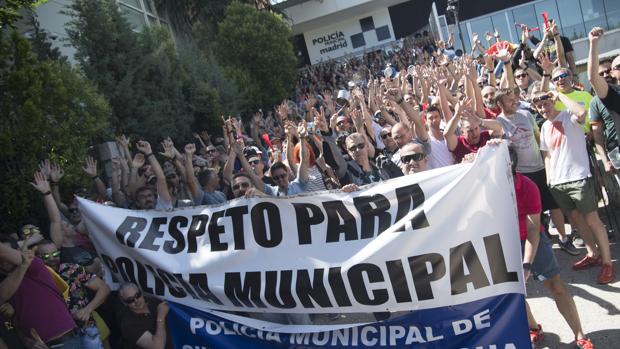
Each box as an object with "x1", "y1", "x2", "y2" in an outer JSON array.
[
  {"x1": 604, "y1": 0, "x2": 620, "y2": 30},
  {"x1": 147, "y1": 15, "x2": 158, "y2": 25},
  {"x1": 468, "y1": 16, "x2": 494, "y2": 45},
  {"x1": 557, "y1": 0, "x2": 585, "y2": 40},
  {"x1": 511, "y1": 5, "x2": 540, "y2": 40},
  {"x1": 580, "y1": 0, "x2": 608, "y2": 31},
  {"x1": 120, "y1": 4, "x2": 146, "y2": 31},
  {"x1": 491, "y1": 12, "x2": 512, "y2": 42},
  {"x1": 534, "y1": 0, "x2": 562, "y2": 31},
  {"x1": 144, "y1": 0, "x2": 156, "y2": 14},
  {"x1": 455, "y1": 24, "x2": 471, "y2": 53},
  {"x1": 120, "y1": 0, "x2": 142, "y2": 10}
]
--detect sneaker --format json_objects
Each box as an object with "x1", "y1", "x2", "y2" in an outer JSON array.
[
  {"x1": 576, "y1": 338, "x2": 595, "y2": 349},
  {"x1": 559, "y1": 238, "x2": 581, "y2": 256},
  {"x1": 572, "y1": 231, "x2": 585, "y2": 248},
  {"x1": 597, "y1": 263, "x2": 615, "y2": 284},
  {"x1": 529, "y1": 324, "x2": 544, "y2": 346},
  {"x1": 573, "y1": 255, "x2": 602, "y2": 270}
]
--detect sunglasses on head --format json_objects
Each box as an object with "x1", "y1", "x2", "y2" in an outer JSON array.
[
  {"x1": 122, "y1": 291, "x2": 142, "y2": 305},
  {"x1": 531, "y1": 94, "x2": 551, "y2": 104},
  {"x1": 41, "y1": 250, "x2": 61, "y2": 260},
  {"x1": 380, "y1": 133, "x2": 391, "y2": 140},
  {"x1": 22, "y1": 226, "x2": 40, "y2": 236},
  {"x1": 552, "y1": 73, "x2": 569, "y2": 82},
  {"x1": 348, "y1": 143, "x2": 365, "y2": 152},
  {"x1": 232, "y1": 182, "x2": 250, "y2": 191},
  {"x1": 401, "y1": 153, "x2": 426, "y2": 164}
]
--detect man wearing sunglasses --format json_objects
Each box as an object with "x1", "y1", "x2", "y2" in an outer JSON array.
[
  {"x1": 588, "y1": 27, "x2": 620, "y2": 117},
  {"x1": 399, "y1": 143, "x2": 429, "y2": 175},
  {"x1": 551, "y1": 67, "x2": 592, "y2": 133},
  {"x1": 184, "y1": 143, "x2": 227, "y2": 206},
  {"x1": 36, "y1": 240, "x2": 110, "y2": 348},
  {"x1": 533, "y1": 91, "x2": 614, "y2": 284},
  {"x1": 117, "y1": 282, "x2": 172, "y2": 349},
  {"x1": 341, "y1": 132, "x2": 389, "y2": 185}
]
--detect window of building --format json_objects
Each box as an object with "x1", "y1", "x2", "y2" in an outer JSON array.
[
  {"x1": 491, "y1": 12, "x2": 512, "y2": 42},
  {"x1": 557, "y1": 0, "x2": 586, "y2": 40},
  {"x1": 510, "y1": 5, "x2": 540, "y2": 40},
  {"x1": 580, "y1": 0, "x2": 608, "y2": 31},
  {"x1": 120, "y1": 4, "x2": 147, "y2": 31},
  {"x1": 534, "y1": 0, "x2": 561, "y2": 32},
  {"x1": 143, "y1": 0, "x2": 156, "y2": 14},
  {"x1": 119, "y1": 0, "x2": 142, "y2": 10},
  {"x1": 603, "y1": 0, "x2": 620, "y2": 30}
]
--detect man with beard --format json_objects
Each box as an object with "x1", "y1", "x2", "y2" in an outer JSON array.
[
  {"x1": 481, "y1": 86, "x2": 501, "y2": 118},
  {"x1": 132, "y1": 141, "x2": 172, "y2": 210}
]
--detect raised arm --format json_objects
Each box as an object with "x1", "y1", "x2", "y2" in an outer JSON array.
[
  {"x1": 30, "y1": 171, "x2": 63, "y2": 247},
  {"x1": 136, "y1": 141, "x2": 171, "y2": 205},
  {"x1": 444, "y1": 100, "x2": 464, "y2": 151},
  {"x1": 135, "y1": 302, "x2": 169, "y2": 349},
  {"x1": 556, "y1": 91, "x2": 587, "y2": 122},
  {"x1": 73, "y1": 275, "x2": 110, "y2": 324},
  {"x1": 183, "y1": 143, "x2": 201, "y2": 201},
  {"x1": 0, "y1": 243, "x2": 34, "y2": 303},
  {"x1": 297, "y1": 122, "x2": 310, "y2": 182},
  {"x1": 587, "y1": 27, "x2": 609, "y2": 99},
  {"x1": 83, "y1": 156, "x2": 107, "y2": 200}
]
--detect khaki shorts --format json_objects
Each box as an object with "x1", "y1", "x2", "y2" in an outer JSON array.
[{"x1": 550, "y1": 177, "x2": 598, "y2": 214}]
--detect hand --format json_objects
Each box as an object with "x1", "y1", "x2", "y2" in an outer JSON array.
[
  {"x1": 184, "y1": 143, "x2": 196, "y2": 156},
  {"x1": 244, "y1": 187, "x2": 266, "y2": 198},
  {"x1": 472, "y1": 33, "x2": 479, "y2": 43},
  {"x1": 157, "y1": 301, "x2": 169, "y2": 317},
  {"x1": 116, "y1": 134, "x2": 130, "y2": 148},
  {"x1": 603, "y1": 160, "x2": 616, "y2": 174},
  {"x1": 73, "y1": 307, "x2": 92, "y2": 323},
  {"x1": 589, "y1": 27, "x2": 604, "y2": 44},
  {"x1": 383, "y1": 88, "x2": 403, "y2": 103},
  {"x1": 200, "y1": 130, "x2": 211, "y2": 142},
  {"x1": 536, "y1": 52, "x2": 554, "y2": 74},
  {"x1": 30, "y1": 171, "x2": 51, "y2": 194},
  {"x1": 483, "y1": 54, "x2": 494, "y2": 71},
  {"x1": 19, "y1": 238, "x2": 36, "y2": 269},
  {"x1": 297, "y1": 120, "x2": 308, "y2": 138},
  {"x1": 111, "y1": 158, "x2": 121, "y2": 174},
  {"x1": 159, "y1": 137, "x2": 176, "y2": 159},
  {"x1": 38, "y1": 160, "x2": 51, "y2": 180},
  {"x1": 136, "y1": 140, "x2": 152, "y2": 154},
  {"x1": 524, "y1": 269, "x2": 531, "y2": 281},
  {"x1": 49, "y1": 162, "x2": 64, "y2": 182},
  {"x1": 341, "y1": 184, "x2": 359, "y2": 193},
  {"x1": 462, "y1": 152, "x2": 477, "y2": 163},
  {"x1": 518, "y1": 51, "x2": 527, "y2": 69},
  {"x1": 83, "y1": 156, "x2": 98, "y2": 177},
  {"x1": 496, "y1": 48, "x2": 512, "y2": 64},
  {"x1": 132, "y1": 153, "x2": 145, "y2": 169}
]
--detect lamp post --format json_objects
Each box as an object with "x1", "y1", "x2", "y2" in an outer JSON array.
[{"x1": 446, "y1": 0, "x2": 465, "y2": 52}]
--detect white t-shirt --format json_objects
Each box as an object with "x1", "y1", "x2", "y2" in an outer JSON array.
[
  {"x1": 427, "y1": 132, "x2": 454, "y2": 169},
  {"x1": 539, "y1": 110, "x2": 591, "y2": 185},
  {"x1": 497, "y1": 110, "x2": 544, "y2": 173}
]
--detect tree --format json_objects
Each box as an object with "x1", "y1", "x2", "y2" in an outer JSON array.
[
  {"x1": 215, "y1": 1, "x2": 296, "y2": 113},
  {"x1": 0, "y1": 30, "x2": 111, "y2": 233},
  {"x1": 0, "y1": 0, "x2": 47, "y2": 28},
  {"x1": 65, "y1": 0, "x2": 226, "y2": 141}
]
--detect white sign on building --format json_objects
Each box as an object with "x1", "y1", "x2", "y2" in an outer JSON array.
[{"x1": 303, "y1": 8, "x2": 394, "y2": 64}]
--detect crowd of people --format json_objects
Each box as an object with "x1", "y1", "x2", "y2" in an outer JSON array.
[{"x1": 0, "y1": 17, "x2": 619, "y2": 349}]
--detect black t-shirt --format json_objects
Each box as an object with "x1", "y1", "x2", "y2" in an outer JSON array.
[{"x1": 119, "y1": 297, "x2": 174, "y2": 349}]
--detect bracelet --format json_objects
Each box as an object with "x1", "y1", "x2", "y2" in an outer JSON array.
[
  {"x1": 91, "y1": 175, "x2": 99, "y2": 180},
  {"x1": 522, "y1": 262, "x2": 532, "y2": 271},
  {"x1": 543, "y1": 73, "x2": 551, "y2": 77},
  {"x1": 42, "y1": 191, "x2": 52, "y2": 196}
]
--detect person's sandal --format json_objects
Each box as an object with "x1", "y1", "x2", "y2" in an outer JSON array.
[{"x1": 529, "y1": 324, "x2": 544, "y2": 347}]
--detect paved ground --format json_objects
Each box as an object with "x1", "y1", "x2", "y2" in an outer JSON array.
[{"x1": 526, "y1": 223, "x2": 620, "y2": 349}]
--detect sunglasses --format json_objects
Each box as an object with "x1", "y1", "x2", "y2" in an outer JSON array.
[
  {"x1": 272, "y1": 173, "x2": 288, "y2": 181},
  {"x1": 41, "y1": 250, "x2": 61, "y2": 260},
  {"x1": 22, "y1": 226, "x2": 40, "y2": 236},
  {"x1": 122, "y1": 291, "x2": 142, "y2": 305},
  {"x1": 248, "y1": 159, "x2": 261, "y2": 166},
  {"x1": 515, "y1": 74, "x2": 528, "y2": 79},
  {"x1": 348, "y1": 143, "x2": 365, "y2": 152},
  {"x1": 599, "y1": 69, "x2": 611, "y2": 76},
  {"x1": 552, "y1": 73, "x2": 569, "y2": 82},
  {"x1": 531, "y1": 94, "x2": 551, "y2": 104},
  {"x1": 380, "y1": 133, "x2": 392, "y2": 140},
  {"x1": 401, "y1": 153, "x2": 426, "y2": 164},
  {"x1": 232, "y1": 182, "x2": 250, "y2": 191}
]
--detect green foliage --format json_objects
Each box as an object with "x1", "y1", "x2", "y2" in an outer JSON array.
[
  {"x1": 0, "y1": 0, "x2": 47, "y2": 28},
  {"x1": 215, "y1": 1, "x2": 296, "y2": 114},
  {"x1": 65, "y1": 0, "x2": 226, "y2": 141},
  {"x1": 0, "y1": 31, "x2": 110, "y2": 233}
]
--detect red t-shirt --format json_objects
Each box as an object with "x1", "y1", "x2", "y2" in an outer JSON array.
[
  {"x1": 514, "y1": 173, "x2": 542, "y2": 241},
  {"x1": 10, "y1": 257, "x2": 76, "y2": 342},
  {"x1": 452, "y1": 130, "x2": 491, "y2": 163}
]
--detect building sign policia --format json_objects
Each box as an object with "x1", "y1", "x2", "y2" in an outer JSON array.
[
  {"x1": 78, "y1": 143, "x2": 530, "y2": 348},
  {"x1": 312, "y1": 31, "x2": 348, "y2": 55}
]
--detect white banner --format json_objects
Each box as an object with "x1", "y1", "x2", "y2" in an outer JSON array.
[{"x1": 79, "y1": 143, "x2": 524, "y2": 324}]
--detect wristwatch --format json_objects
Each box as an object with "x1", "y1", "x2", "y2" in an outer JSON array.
[{"x1": 522, "y1": 262, "x2": 532, "y2": 271}]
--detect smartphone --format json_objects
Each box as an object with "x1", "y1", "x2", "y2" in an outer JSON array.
[{"x1": 307, "y1": 122, "x2": 315, "y2": 134}]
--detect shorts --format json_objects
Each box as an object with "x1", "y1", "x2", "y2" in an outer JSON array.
[
  {"x1": 523, "y1": 169, "x2": 559, "y2": 211},
  {"x1": 521, "y1": 233, "x2": 560, "y2": 281},
  {"x1": 550, "y1": 177, "x2": 598, "y2": 214}
]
